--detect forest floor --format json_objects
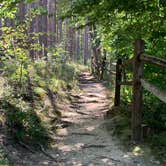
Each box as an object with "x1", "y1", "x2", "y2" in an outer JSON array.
[{"x1": 1, "y1": 72, "x2": 161, "y2": 166}]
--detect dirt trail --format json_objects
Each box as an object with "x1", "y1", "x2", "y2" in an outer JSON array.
[
  {"x1": 53, "y1": 72, "x2": 158, "y2": 166},
  {"x1": 3, "y1": 72, "x2": 159, "y2": 166}
]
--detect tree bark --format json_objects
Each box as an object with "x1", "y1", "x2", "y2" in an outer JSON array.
[
  {"x1": 132, "y1": 39, "x2": 144, "y2": 142},
  {"x1": 83, "y1": 25, "x2": 89, "y2": 65}
]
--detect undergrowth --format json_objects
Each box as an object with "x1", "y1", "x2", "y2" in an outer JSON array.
[
  {"x1": 0, "y1": 55, "x2": 86, "y2": 147},
  {"x1": 0, "y1": 146, "x2": 10, "y2": 166}
]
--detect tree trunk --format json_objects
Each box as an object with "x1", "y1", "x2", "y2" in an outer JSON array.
[
  {"x1": 41, "y1": 0, "x2": 48, "y2": 58},
  {"x1": 19, "y1": 2, "x2": 26, "y2": 24},
  {"x1": 0, "y1": 18, "x2": 2, "y2": 37},
  {"x1": 83, "y1": 25, "x2": 89, "y2": 65},
  {"x1": 47, "y1": 0, "x2": 56, "y2": 47}
]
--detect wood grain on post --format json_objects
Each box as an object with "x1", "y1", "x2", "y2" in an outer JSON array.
[
  {"x1": 132, "y1": 39, "x2": 144, "y2": 142},
  {"x1": 114, "y1": 58, "x2": 122, "y2": 106}
]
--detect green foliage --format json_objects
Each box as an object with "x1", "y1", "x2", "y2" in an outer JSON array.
[
  {"x1": 34, "y1": 87, "x2": 47, "y2": 99},
  {"x1": 0, "y1": 10, "x2": 43, "y2": 95},
  {"x1": 151, "y1": 131, "x2": 166, "y2": 164},
  {"x1": 0, "y1": 0, "x2": 35, "y2": 18},
  {"x1": 62, "y1": 0, "x2": 166, "y2": 60},
  {"x1": 0, "y1": 146, "x2": 10, "y2": 166},
  {"x1": 0, "y1": 49, "x2": 82, "y2": 146},
  {"x1": 0, "y1": 1, "x2": 83, "y2": 147},
  {"x1": 144, "y1": 64, "x2": 166, "y2": 90},
  {"x1": 0, "y1": 0, "x2": 165, "y2": 164},
  {"x1": 153, "y1": 132, "x2": 166, "y2": 146},
  {"x1": 3, "y1": 101, "x2": 48, "y2": 145},
  {"x1": 143, "y1": 94, "x2": 166, "y2": 130}
]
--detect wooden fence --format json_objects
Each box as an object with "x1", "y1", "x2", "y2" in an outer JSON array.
[{"x1": 114, "y1": 39, "x2": 166, "y2": 142}]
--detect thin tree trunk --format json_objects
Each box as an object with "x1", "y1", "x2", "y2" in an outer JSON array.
[
  {"x1": 47, "y1": 0, "x2": 56, "y2": 47},
  {"x1": 76, "y1": 29, "x2": 80, "y2": 59},
  {"x1": 41, "y1": 0, "x2": 48, "y2": 58},
  {"x1": 29, "y1": 3, "x2": 35, "y2": 61},
  {"x1": 19, "y1": 2, "x2": 26, "y2": 24},
  {"x1": 83, "y1": 25, "x2": 89, "y2": 65},
  {"x1": 0, "y1": 18, "x2": 2, "y2": 37}
]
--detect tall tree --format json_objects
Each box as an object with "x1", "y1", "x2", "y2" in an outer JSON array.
[
  {"x1": 19, "y1": 1, "x2": 26, "y2": 24},
  {"x1": 76, "y1": 29, "x2": 81, "y2": 59},
  {"x1": 41, "y1": 0, "x2": 48, "y2": 57},
  {"x1": 47, "y1": 0, "x2": 56, "y2": 47},
  {"x1": 83, "y1": 25, "x2": 89, "y2": 65},
  {"x1": 0, "y1": 18, "x2": 2, "y2": 37}
]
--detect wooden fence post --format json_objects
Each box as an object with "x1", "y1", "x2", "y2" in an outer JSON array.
[
  {"x1": 100, "y1": 49, "x2": 107, "y2": 80},
  {"x1": 114, "y1": 58, "x2": 122, "y2": 106},
  {"x1": 132, "y1": 39, "x2": 144, "y2": 142}
]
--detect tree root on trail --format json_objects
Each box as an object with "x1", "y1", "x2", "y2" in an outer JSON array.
[
  {"x1": 70, "y1": 94, "x2": 81, "y2": 99},
  {"x1": 76, "y1": 110, "x2": 89, "y2": 115},
  {"x1": 70, "y1": 105, "x2": 80, "y2": 109},
  {"x1": 71, "y1": 132, "x2": 96, "y2": 136},
  {"x1": 38, "y1": 144, "x2": 66, "y2": 163},
  {"x1": 38, "y1": 144, "x2": 58, "y2": 162},
  {"x1": 18, "y1": 141, "x2": 36, "y2": 153},
  {"x1": 73, "y1": 100, "x2": 99, "y2": 104},
  {"x1": 82, "y1": 144, "x2": 109, "y2": 149}
]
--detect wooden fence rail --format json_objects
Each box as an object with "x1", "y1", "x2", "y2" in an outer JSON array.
[
  {"x1": 114, "y1": 39, "x2": 166, "y2": 142},
  {"x1": 141, "y1": 79, "x2": 166, "y2": 103},
  {"x1": 140, "y1": 53, "x2": 166, "y2": 69}
]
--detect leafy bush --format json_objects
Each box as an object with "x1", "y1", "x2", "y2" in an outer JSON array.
[
  {"x1": 152, "y1": 132, "x2": 166, "y2": 146},
  {"x1": 1, "y1": 100, "x2": 49, "y2": 145},
  {"x1": 0, "y1": 53, "x2": 84, "y2": 147},
  {"x1": 143, "y1": 91, "x2": 166, "y2": 131},
  {"x1": 34, "y1": 87, "x2": 47, "y2": 99}
]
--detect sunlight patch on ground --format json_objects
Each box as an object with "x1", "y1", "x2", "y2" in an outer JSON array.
[
  {"x1": 57, "y1": 143, "x2": 85, "y2": 152},
  {"x1": 132, "y1": 146, "x2": 144, "y2": 156},
  {"x1": 86, "y1": 126, "x2": 96, "y2": 132},
  {"x1": 58, "y1": 144, "x2": 74, "y2": 152},
  {"x1": 57, "y1": 128, "x2": 68, "y2": 136}
]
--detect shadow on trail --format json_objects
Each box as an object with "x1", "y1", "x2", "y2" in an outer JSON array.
[{"x1": 55, "y1": 72, "x2": 159, "y2": 166}]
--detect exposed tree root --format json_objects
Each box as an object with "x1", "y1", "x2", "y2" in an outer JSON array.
[
  {"x1": 18, "y1": 141, "x2": 36, "y2": 153},
  {"x1": 38, "y1": 144, "x2": 57, "y2": 162},
  {"x1": 71, "y1": 132, "x2": 96, "y2": 136},
  {"x1": 82, "y1": 144, "x2": 109, "y2": 149}
]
